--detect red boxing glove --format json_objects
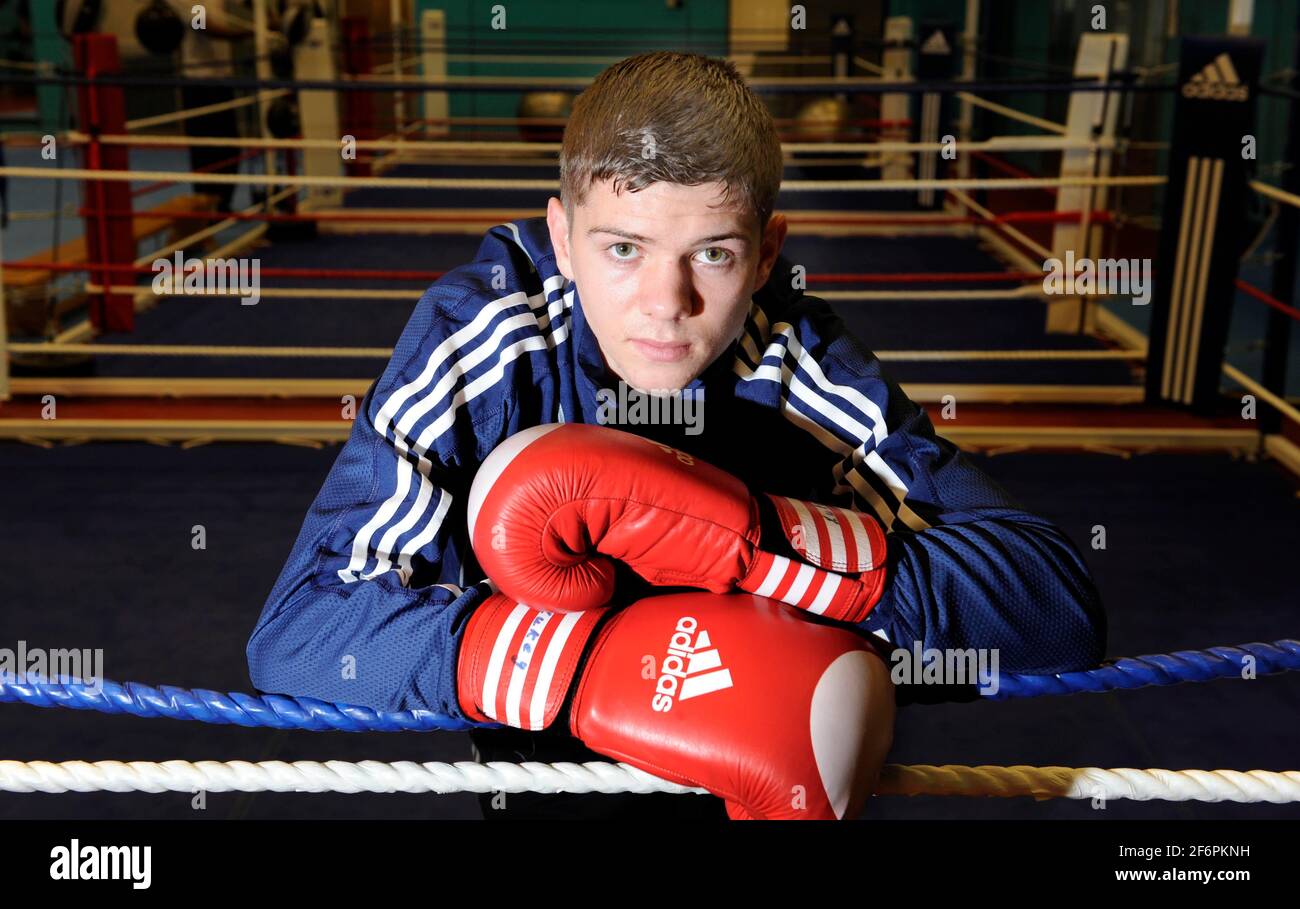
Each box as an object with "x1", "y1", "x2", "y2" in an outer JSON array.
[
  {"x1": 457, "y1": 589, "x2": 605, "y2": 730},
  {"x1": 457, "y1": 590, "x2": 895, "y2": 820},
  {"x1": 466, "y1": 423, "x2": 888, "y2": 623}
]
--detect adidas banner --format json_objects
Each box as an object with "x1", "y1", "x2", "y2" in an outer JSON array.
[{"x1": 1146, "y1": 38, "x2": 1264, "y2": 412}]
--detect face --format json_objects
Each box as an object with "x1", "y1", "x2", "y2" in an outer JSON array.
[{"x1": 548, "y1": 179, "x2": 787, "y2": 392}]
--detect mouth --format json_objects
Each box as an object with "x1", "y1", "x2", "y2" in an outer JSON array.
[{"x1": 629, "y1": 338, "x2": 692, "y2": 363}]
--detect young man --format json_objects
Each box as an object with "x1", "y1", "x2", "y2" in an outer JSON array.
[{"x1": 247, "y1": 52, "x2": 1105, "y2": 820}]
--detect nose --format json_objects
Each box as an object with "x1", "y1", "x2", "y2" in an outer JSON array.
[{"x1": 636, "y1": 259, "x2": 695, "y2": 321}]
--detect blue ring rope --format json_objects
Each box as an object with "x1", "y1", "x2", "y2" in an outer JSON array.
[{"x1": 2, "y1": 639, "x2": 1296, "y2": 732}]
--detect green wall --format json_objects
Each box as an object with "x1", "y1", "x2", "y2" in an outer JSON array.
[{"x1": 414, "y1": 1, "x2": 729, "y2": 129}]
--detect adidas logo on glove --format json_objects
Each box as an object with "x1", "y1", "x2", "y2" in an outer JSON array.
[{"x1": 652, "y1": 615, "x2": 734, "y2": 712}]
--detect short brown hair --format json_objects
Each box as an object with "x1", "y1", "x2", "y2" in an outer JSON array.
[{"x1": 559, "y1": 52, "x2": 783, "y2": 227}]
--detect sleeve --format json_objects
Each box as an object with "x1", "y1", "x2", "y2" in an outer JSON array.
[
  {"x1": 244, "y1": 280, "x2": 521, "y2": 724},
  {"x1": 793, "y1": 299, "x2": 1107, "y2": 675}
]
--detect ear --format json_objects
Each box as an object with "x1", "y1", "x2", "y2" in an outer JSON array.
[
  {"x1": 546, "y1": 197, "x2": 574, "y2": 279},
  {"x1": 752, "y1": 212, "x2": 788, "y2": 292}
]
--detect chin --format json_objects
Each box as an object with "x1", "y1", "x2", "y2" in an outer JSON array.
[{"x1": 620, "y1": 361, "x2": 702, "y2": 394}]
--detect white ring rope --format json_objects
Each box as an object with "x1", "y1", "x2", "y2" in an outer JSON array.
[
  {"x1": 87, "y1": 285, "x2": 420, "y2": 301},
  {"x1": 889, "y1": 766, "x2": 1300, "y2": 803},
  {"x1": 954, "y1": 91, "x2": 1069, "y2": 135},
  {"x1": 1251, "y1": 179, "x2": 1300, "y2": 211},
  {"x1": 820, "y1": 286, "x2": 1047, "y2": 301},
  {"x1": 3, "y1": 761, "x2": 1297, "y2": 803},
  {"x1": 72, "y1": 131, "x2": 1109, "y2": 156},
  {"x1": 948, "y1": 186, "x2": 1055, "y2": 261},
  {"x1": 1221, "y1": 362, "x2": 1300, "y2": 428},
  {"x1": 126, "y1": 90, "x2": 291, "y2": 132},
  {"x1": 0, "y1": 166, "x2": 1167, "y2": 194},
  {"x1": 0, "y1": 760, "x2": 704, "y2": 796}
]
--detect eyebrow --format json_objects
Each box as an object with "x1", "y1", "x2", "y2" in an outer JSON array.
[{"x1": 587, "y1": 226, "x2": 751, "y2": 246}]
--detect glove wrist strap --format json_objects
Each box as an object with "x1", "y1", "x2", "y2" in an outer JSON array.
[{"x1": 457, "y1": 593, "x2": 605, "y2": 730}]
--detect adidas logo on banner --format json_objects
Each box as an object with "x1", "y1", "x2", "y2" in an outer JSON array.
[
  {"x1": 1182, "y1": 53, "x2": 1248, "y2": 101},
  {"x1": 921, "y1": 30, "x2": 950, "y2": 55},
  {"x1": 651, "y1": 616, "x2": 734, "y2": 713}
]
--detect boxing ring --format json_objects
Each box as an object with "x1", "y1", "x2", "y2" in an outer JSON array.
[{"x1": 2, "y1": 11, "x2": 1298, "y2": 826}]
